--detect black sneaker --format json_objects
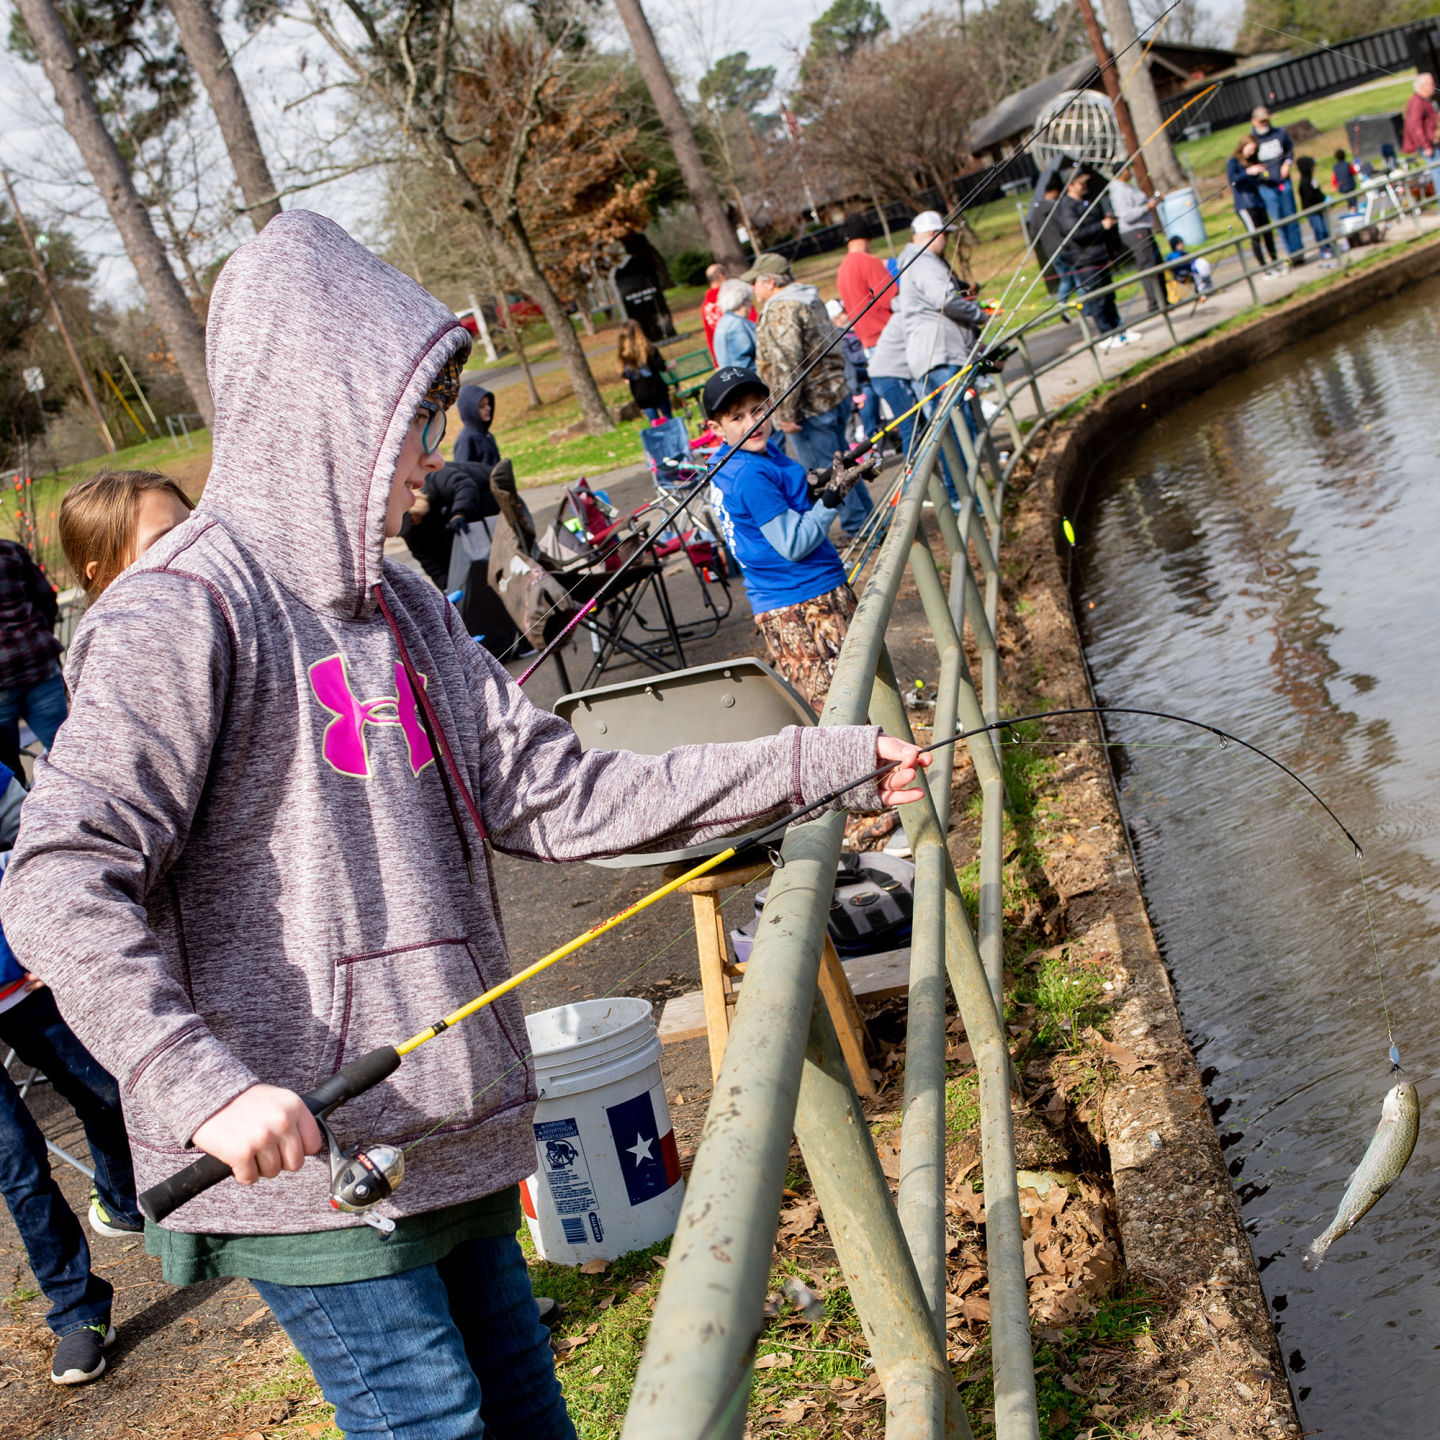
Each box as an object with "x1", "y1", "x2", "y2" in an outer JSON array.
[
  {"x1": 51, "y1": 1323, "x2": 115, "y2": 1385},
  {"x1": 536, "y1": 1296, "x2": 564, "y2": 1330}
]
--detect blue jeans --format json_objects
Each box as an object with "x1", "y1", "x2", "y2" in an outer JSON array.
[
  {"x1": 1054, "y1": 261, "x2": 1081, "y2": 303},
  {"x1": 254, "y1": 1232, "x2": 575, "y2": 1440},
  {"x1": 0, "y1": 988, "x2": 140, "y2": 1336},
  {"x1": 872, "y1": 374, "x2": 921, "y2": 460},
  {"x1": 0, "y1": 662, "x2": 67, "y2": 764},
  {"x1": 922, "y1": 365, "x2": 978, "y2": 508},
  {"x1": 1307, "y1": 206, "x2": 1333, "y2": 253},
  {"x1": 854, "y1": 384, "x2": 881, "y2": 446},
  {"x1": 1260, "y1": 180, "x2": 1303, "y2": 257},
  {"x1": 788, "y1": 401, "x2": 874, "y2": 536}
]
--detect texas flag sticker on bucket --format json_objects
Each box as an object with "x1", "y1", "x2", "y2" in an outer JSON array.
[{"x1": 606, "y1": 1082, "x2": 682, "y2": 1207}]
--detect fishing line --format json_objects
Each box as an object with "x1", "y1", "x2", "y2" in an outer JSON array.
[
  {"x1": 506, "y1": 2, "x2": 1194, "y2": 686},
  {"x1": 1247, "y1": 25, "x2": 1401, "y2": 81},
  {"x1": 1355, "y1": 856, "x2": 1399, "y2": 1068}
]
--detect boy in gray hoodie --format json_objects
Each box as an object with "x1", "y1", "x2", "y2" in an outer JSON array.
[{"x1": 0, "y1": 212, "x2": 926, "y2": 1437}]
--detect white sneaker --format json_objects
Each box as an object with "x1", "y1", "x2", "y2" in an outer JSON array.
[{"x1": 1098, "y1": 333, "x2": 1128, "y2": 351}]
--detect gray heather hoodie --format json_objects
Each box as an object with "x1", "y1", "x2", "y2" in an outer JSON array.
[
  {"x1": 0, "y1": 211, "x2": 883, "y2": 1235},
  {"x1": 894, "y1": 241, "x2": 986, "y2": 382}
]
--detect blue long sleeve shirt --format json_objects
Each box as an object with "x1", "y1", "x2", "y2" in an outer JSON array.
[{"x1": 707, "y1": 440, "x2": 847, "y2": 614}]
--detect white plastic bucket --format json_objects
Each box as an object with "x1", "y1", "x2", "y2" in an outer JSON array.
[
  {"x1": 520, "y1": 998, "x2": 684, "y2": 1264},
  {"x1": 1156, "y1": 187, "x2": 1207, "y2": 252}
]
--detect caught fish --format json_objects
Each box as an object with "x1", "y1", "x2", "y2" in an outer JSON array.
[{"x1": 1302, "y1": 1078, "x2": 1419, "y2": 1270}]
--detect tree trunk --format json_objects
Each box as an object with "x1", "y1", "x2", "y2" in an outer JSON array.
[
  {"x1": 1097, "y1": 0, "x2": 1184, "y2": 192},
  {"x1": 165, "y1": 0, "x2": 282, "y2": 229},
  {"x1": 610, "y1": 0, "x2": 745, "y2": 274},
  {"x1": 15, "y1": 0, "x2": 213, "y2": 426},
  {"x1": 507, "y1": 222, "x2": 613, "y2": 434},
  {"x1": 497, "y1": 295, "x2": 543, "y2": 408}
]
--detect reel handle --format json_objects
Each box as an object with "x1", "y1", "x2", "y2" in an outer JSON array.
[{"x1": 138, "y1": 1046, "x2": 402, "y2": 1224}]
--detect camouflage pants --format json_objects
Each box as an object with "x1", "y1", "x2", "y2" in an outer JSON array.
[{"x1": 755, "y1": 584, "x2": 899, "y2": 851}]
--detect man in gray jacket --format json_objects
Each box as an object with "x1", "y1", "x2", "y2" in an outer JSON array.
[
  {"x1": 1108, "y1": 167, "x2": 1166, "y2": 316},
  {"x1": 745, "y1": 252, "x2": 874, "y2": 537},
  {"x1": 894, "y1": 211, "x2": 987, "y2": 506}
]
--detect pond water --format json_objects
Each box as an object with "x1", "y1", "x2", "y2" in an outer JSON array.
[{"x1": 1074, "y1": 273, "x2": 1440, "y2": 1435}]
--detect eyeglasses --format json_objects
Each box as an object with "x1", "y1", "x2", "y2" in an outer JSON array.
[{"x1": 417, "y1": 402, "x2": 447, "y2": 455}]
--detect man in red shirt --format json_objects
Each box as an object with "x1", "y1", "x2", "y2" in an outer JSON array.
[
  {"x1": 700, "y1": 263, "x2": 726, "y2": 359},
  {"x1": 1403, "y1": 73, "x2": 1440, "y2": 197},
  {"x1": 834, "y1": 215, "x2": 895, "y2": 355}
]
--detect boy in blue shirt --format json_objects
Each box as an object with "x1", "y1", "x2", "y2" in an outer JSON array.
[{"x1": 704, "y1": 367, "x2": 897, "y2": 847}]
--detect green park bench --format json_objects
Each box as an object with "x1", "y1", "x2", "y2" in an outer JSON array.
[{"x1": 662, "y1": 348, "x2": 713, "y2": 407}]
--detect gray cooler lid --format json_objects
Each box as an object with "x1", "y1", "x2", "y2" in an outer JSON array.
[{"x1": 555, "y1": 659, "x2": 816, "y2": 867}]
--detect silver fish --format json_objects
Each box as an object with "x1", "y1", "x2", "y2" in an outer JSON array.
[{"x1": 1302, "y1": 1079, "x2": 1419, "y2": 1270}]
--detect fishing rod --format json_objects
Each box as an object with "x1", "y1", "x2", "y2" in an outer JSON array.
[
  {"x1": 138, "y1": 700, "x2": 1355, "y2": 1226},
  {"x1": 508, "y1": 3, "x2": 1193, "y2": 688}
]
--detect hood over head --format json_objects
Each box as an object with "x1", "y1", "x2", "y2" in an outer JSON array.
[
  {"x1": 457, "y1": 385, "x2": 494, "y2": 437},
  {"x1": 201, "y1": 210, "x2": 471, "y2": 619},
  {"x1": 763, "y1": 280, "x2": 822, "y2": 313}
]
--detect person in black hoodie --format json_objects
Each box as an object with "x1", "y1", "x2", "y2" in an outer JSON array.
[
  {"x1": 453, "y1": 385, "x2": 500, "y2": 471},
  {"x1": 403, "y1": 382, "x2": 529, "y2": 657},
  {"x1": 399, "y1": 463, "x2": 497, "y2": 590},
  {"x1": 1054, "y1": 170, "x2": 1132, "y2": 349}
]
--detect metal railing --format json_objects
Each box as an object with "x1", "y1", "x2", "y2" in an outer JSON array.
[{"x1": 620, "y1": 159, "x2": 1440, "y2": 1440}]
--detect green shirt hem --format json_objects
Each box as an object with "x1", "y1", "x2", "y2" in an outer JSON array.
[{"x1": 146, "y1": 1186, "x2": 523, "y2": 1287}]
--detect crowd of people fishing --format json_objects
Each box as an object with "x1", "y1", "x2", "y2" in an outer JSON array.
[{"x1": 2, "y1": 62, "x2": 1437, "y2": 1435}]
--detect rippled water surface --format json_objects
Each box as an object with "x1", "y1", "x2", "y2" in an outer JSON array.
[{"x1": 1075, "y1": 274, "x2": 1440, "y2": 1435}]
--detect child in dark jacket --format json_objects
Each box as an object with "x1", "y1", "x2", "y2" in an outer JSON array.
[
  {"x1": 2, "y1": 213, "x2": 928, "y2": 1437},
  {"x1": 452, "y1": 385, "x2": 500, "y2": 472},
  {"x1": 1295, "y1": 156, "x2": 1336, "y2": 263}
]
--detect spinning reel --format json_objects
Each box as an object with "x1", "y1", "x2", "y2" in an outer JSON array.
[{"x1": 315, "y1": 1114, "x2": 404, "y2": 1238}]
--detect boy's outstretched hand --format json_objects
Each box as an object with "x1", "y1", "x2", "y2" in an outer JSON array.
[{"x1": 875, "y1": 734, "x2": 930, "y2": 807}]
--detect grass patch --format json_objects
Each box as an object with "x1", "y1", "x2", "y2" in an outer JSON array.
[
  {"x1": 522, "y1": 1226, "x2": 876, "y2": 1438},
  {"x1": 946, "y1": 1072, "x2": 981, "y2": 1134},
  {"x1": 1174, "y1": 75, "x2": 1417, "y2": 178},
  {"x1": 7, "y1": 1282, "x2": 39, "y2": 1311},
  {"x1": 1022, "y1": 950, "x2": 1109, "y2": 1049}
]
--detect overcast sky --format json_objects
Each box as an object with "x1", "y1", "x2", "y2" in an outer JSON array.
[{"x1": 0, "y1": 0, "x2": 1241, "y2": 304}]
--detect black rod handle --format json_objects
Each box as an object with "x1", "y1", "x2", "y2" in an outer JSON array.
[{"x1": 138, "y1": 1046, "x2": 402, "y2": 1224}]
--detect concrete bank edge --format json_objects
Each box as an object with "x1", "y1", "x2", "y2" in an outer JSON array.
[{"x1": 1002, "y1": 235, "x2": 1440, "y2": 1434}]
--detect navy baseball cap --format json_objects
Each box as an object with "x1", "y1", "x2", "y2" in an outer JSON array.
[{"x1": 703, "y1": 366, "x2": 769, "y2": 419}]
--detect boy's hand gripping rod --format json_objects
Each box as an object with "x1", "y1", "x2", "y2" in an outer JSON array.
[{"x1": 140, "y1": 703, "x2": 1354, "y2": 1223}]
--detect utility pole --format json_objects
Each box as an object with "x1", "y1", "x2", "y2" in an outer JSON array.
[
  {"x1": 1073, "y1": 0, "x2": 1152, "y2": 195},
  {"x1": 2, "y1": 169, "x2": 116, "y2": 453},
  {"x1": 610, "y1": 0, "x2": 745, "y2": 273},
  {"x1": 1097, "y1": 0, "x2": 1184, "y2": 192}
]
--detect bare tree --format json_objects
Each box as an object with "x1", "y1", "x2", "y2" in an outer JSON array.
[
  {"x1": 13, "y1": 0, "x2": 213, "y2": 424},
  {"x1": 164, "y1": 0, "x2": 282, "y2": 228},
  {"x1": 297, "y1": 0, "x2": 616, "y2": 434},
  {"x1": 802, "y1": 19, "x2": 987, "y2": 214},
  {"x1": 609, "y1": 0, "x2": 744, "y2": 273}
]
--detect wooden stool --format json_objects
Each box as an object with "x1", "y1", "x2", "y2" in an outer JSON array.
[{"x1": 667, "y1": 855, "x2": 875, "y2": 1097}]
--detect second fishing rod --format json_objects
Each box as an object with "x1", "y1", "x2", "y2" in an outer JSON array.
[{"x1": 138, "y1": 700, "x2": 1357, "y2": 1226}]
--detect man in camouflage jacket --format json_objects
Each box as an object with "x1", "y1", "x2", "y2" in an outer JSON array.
[{"x1": 744, "y1": 253, "x2": 874, "y2": 537}]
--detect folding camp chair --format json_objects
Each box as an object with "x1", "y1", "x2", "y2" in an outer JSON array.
[
  {"x1": 536, "y1": 481, "x2": 693, "y2": 690},
  {"x1": 638, "y1": 421, "x2": 733, "y2": 636}
]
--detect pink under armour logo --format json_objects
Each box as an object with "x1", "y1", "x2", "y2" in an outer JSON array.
[{"x1": 308, "y1": 653, "x2": 434, "y2": 779}]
